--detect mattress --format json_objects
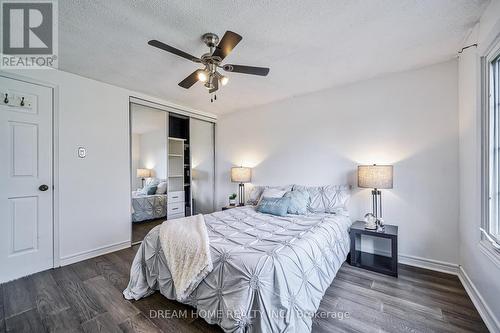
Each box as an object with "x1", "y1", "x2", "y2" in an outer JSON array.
[
  {"x1": 124, "y1": 206, "x2": 351, "y2": 332},
  {"x1": 131, "y1": 194, "x2": 167, "y2": 222}
]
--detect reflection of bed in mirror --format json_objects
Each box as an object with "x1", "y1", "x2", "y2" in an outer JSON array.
[{"x1": 131, "y1": 191, "x2": 167, "y2": 223}]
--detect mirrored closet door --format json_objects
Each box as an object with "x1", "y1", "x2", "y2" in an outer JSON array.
[
  {"x1": 130, "y1": 100, "x2": 216, "y2": 244},
  {"x1": 130, "y1": 103, "x2": 168, "y2": 243},
  {"x1": 191, "y1": 118, "x2": 215, "y2": 214}
]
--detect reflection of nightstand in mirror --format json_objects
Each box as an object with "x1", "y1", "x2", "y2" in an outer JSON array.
[{"x1": 349, "y1": 221, "x2": 398, "y2": 277}]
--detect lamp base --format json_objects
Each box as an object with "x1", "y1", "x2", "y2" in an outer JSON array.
[
  {"x1": 371, "y1": 189, "x2": 383, "y2": 219},
  {"x1": 238, "y1": 183, "x2": 245, "y2": 206}
]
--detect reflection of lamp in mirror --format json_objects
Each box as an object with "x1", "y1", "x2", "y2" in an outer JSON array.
[
  {"x1": 137, "y1": 168, "x2": 151, "y2": 188},
  {"x1": 231, "y1": 167, "x2": 252, "y2": 206},
  {"x1": 358, "y1": 164, "x2": 393, "y2": 220}
]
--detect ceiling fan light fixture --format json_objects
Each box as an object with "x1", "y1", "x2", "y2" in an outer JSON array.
[
  {"x1": 220, "y1": 75, "x2": 229, "y2": 86},
  {"x1": 149, "y1": 31, "x2": 269, "y2": 98},
  {"x1": 197, "y1": 70, "x2": 208, "y2": 82}
]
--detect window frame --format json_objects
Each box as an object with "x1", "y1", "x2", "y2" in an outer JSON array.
[{"x1": 481, "y1": 37, "x2": 500, "y2": 252}]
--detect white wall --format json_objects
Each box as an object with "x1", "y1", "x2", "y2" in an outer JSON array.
[
  {"x1": 217, "y1": 60, "x2": 459, "y2": 266},
  {"x1": 1, "y1": 68, "x2": 214, "y2": 265},
  {"x1": 458, "y1": 0, "x2": 500, "y2": 330}
]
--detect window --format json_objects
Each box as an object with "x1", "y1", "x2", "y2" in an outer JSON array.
[{"x1": 483, "y1": 40, "x2": 500, "y2": 250}]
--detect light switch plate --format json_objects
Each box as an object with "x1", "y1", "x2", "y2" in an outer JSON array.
[{"x1": 77, "y1": 147, "x2": 86, "y2": 158}]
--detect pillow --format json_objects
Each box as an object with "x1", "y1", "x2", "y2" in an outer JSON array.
[
  {"x1": 246, "y1": 186, "x2": 265, "y2": 205},
  {"x1": 147, "y1": 186, "x2": 158, "y2": 195},
  {"x1": 284, "y1": 190, "x2": 309, "y2": 215},
  {"x1": 257, "y1": 197, "x2": 291, "y2": 216},
  {"x1": 261, "y1": 188, "x2": 287, "y2": 199},
  {"x1": 293, "y1": 184, "x2": 350, "y2": 213},
  {"x1": 246, "y1": 185, "x2": 293, "y2": 205},
  {"x1": 156, "y1": 181, "x2": 167, "y2": 194},
  {"x1": 144, "y1": 178, "x2": 159, "y2": 187}
]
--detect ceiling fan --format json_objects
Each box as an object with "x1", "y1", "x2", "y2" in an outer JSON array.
[{"x1": 148, "y1": 31, "x2": 270, "y2": 101}]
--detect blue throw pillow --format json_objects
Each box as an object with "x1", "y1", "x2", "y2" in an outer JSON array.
[
  {"x1": 257, "y1": 197, "x2": 291, "y2": 216},
  {"x1": 284, "y1": 190, "x2": 310, "y2": 215},
  {"x1": 146, "y1": 186, "x2": 157, "y2": 195}
]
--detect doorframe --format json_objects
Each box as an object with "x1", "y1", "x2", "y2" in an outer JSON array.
[{"x1": 0, "y1": 71, "x2": 60, "y2": 268}]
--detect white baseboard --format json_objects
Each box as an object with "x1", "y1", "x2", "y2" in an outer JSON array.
[
  {"x1": 398, "y1": 253, "x2": 459, "y2": 275},
  {"x1": 368, "y1": 249, "x2": 460, "y2": 275},
  {"x1": 59, "y1": 240, "x2": 131, "y2": 266},
  {"x1": 458, "y1": 266, "x2": 500, "y2": 333}
]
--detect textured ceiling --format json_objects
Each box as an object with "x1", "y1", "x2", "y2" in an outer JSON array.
[{"x1": 59, "y1": 0, "x2": 488, "y2": 115}]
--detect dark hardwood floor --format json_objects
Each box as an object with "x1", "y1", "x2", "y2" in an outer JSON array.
[
  {"x1": 0, "y1": 246, "x2": 488, "y2": 333},
  {"x1": 132, "y1": 219, "x2": 164, "y2": 244}
]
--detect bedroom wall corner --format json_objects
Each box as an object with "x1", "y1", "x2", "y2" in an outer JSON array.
[
  {"x1": 457, "y1": 0, "x2": 500, "y2": 330},
  {"x1": 216, "y1": 60, "x2": 460, "y2": 267}
]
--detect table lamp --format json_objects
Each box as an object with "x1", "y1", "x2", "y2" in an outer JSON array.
[
  {"x1": 137, "y1": 168, "x2": 151, "y2": 188},
  {"x1": 358, "y1": 164, "x2": 393, "y2": 219},
  {"x1": 231, "y1": 167, "x2": 252, "y2": 206}
]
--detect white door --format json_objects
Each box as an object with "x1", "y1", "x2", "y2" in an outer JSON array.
[{"x1": 0, "y1": 76, "x2": 53, "y2": 283}]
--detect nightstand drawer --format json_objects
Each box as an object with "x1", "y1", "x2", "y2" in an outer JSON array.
[
  {"x1": 168, "y1": 191, "x2": 184, "y2": 203},
  {"x1": 168, "y1": 201, "x2": 185, "y2": 215}
]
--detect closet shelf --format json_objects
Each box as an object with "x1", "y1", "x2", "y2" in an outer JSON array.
[
  {"x1": 168, "y1": 154, "x2": 183, "y2": 157},
  {"x1": 168, "y1": 137, "x2": 186, "y2": 141},
  {"x1": 169, "y1": 175, "x2": 184, "y2": 178}
]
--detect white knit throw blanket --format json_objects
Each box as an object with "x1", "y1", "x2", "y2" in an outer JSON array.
[{"x1": 159, "y1": 214, "x2": 213, "y2": 301}]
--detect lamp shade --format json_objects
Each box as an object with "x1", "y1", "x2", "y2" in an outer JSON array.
[
  {"x1": 358, "y1": 165, "x2": 393, "y2": 189},
  {"x1": 231, "y1": 167, "x2": 252, "y2": 183},
  {"x1": 137, "y1": 168, "x2": 151, "y2": 178}
]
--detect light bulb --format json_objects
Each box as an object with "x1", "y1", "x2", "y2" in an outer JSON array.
[
  {"x1": 197, "y1": 71, "x2": 208, "y2": 82},
  {"x1": 220, "y1": 75, "x2": 229, "y2": 86}
]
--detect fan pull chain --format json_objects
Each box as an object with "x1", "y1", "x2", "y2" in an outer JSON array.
[{"x1": 210, "y1": 94, "x2": 218, "y2": 103}]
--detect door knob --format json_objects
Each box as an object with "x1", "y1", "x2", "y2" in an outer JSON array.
[{"x1": 39, "y1": 184, "x2": 49, "y2": 191}]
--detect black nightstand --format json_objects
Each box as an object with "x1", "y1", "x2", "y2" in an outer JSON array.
[
  {"x1": 222, "y1": 205, "x2": 239, "y2": 211},
  {"x1": 349, "y1": 221, "x2": 398, "y2": 277}
]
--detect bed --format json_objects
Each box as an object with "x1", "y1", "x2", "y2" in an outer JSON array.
[
  {"x1": 124, "y1": 205, "x2": 351, "y2": 332},
  {"x1": 131, "y1": 192, "x2": 167, "y2": 222}
]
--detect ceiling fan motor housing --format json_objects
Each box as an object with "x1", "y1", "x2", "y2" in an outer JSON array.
[{"x1": 202, "y1": 33, "x2": 219, "y2": 48}]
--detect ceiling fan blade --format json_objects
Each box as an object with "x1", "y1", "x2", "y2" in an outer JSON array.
[
  {"x1": 212, "y1": 31, "x2": 242, "y2": 61},
  {"x1": 148, "y1": 40, "x2": 200, "y2": 63},
  {"x1": 178, "y1": 70, "x2": 202, "y2": 89},
  {"x1": 209, "y1": 77, "x2": 219, "y2": 94},
  {"x1": 223, "y1": 64, "x2": 270, "y2": 76}
]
